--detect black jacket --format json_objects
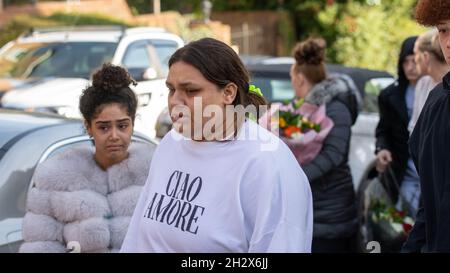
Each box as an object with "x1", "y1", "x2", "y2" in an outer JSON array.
[
  {"x1": 375, "y1": 82, "x2": 410, "y2": 197},
  {"x1": 374, "y1": 36, "x2": 417, "y2": 200},
  {"x1": 402, "y1": 72, "x2": 450, "y2": 252},
  {"x1": 302, "y1": 75, "x2": 360, "y2": 239}
]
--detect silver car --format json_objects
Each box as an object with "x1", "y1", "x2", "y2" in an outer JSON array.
[{"x1": 0, "y1": 109, "x2": 157, "y2": 253}]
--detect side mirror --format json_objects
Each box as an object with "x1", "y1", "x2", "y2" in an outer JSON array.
[{"x1": 142, "y1": 68, "x2": 158, "y2": 80}]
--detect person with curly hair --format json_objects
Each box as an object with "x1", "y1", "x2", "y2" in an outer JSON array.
[
  {"x1": 19, "y1": 63, "x2": 156, "y2": 253},
  {"x1": 402, "y1": 0, "x2": 450, "y2": 252}
]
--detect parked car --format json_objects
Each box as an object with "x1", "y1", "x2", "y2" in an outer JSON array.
[
  {"x1": 0, "y1": 26, "x2": 184, "y2": 138},
  {"x1": 0, "y1": 109, "x2": 157, "y2": 253}
]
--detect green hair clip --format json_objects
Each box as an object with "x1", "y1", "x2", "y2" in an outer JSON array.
[{"x1": 249, "y1": 84, "x2": 264, "y2": 97}]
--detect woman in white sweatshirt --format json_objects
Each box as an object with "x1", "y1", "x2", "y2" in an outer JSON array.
[
  {"x1": 121, "y1": 38, "x2": 313, "y2": 253},
  {"x1": 19, "y1": 64, "x2": 155, "y2": 253}
]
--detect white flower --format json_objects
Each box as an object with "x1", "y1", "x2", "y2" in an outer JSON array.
[
  {"x1": 391, "y1": 222, "x2": 404, "y2": 234},
  {"x1": 404, "y1": 216, "x2": 414, "y2": 225},
  {"x1": 290, "y1": 132, "x2": 302, "y2": 139}
]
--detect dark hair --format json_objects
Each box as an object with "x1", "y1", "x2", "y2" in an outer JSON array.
[
  {"x1": 168, "y1": 38, "x2": 267, "y2": 111},
  {"x1": 292, "y1": 37, "x2": 327, "y2": 84},
  {"x1": 397, "y1": 36, "x2": 417, "y2": 91},
  {"x1": 415, "y1": 0, "x2": 450, "y2": 26},
  {"x1": 79, "y1": 63, "x2": 138, "y2": 126}
]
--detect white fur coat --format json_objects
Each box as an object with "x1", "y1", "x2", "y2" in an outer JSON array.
[{"x1": 19, "y1": 142, "x2": 154, "y2": 253}]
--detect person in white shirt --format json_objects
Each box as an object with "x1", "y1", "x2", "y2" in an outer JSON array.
[
  {"x1": 409, "y1": 29, "x2": 450, "y2": 133},
  {"x1": 120, "y1": 38, "x2": 313, "y2": 253}
]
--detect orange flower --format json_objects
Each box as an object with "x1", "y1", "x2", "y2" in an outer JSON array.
[{"x1": 284, "y1": 125, "x2": 301, "y2": 138}]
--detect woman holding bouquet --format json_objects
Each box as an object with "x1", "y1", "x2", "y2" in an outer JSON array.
[{"x1": 289, "y1": 37, "x2": 360, "y2": 252}]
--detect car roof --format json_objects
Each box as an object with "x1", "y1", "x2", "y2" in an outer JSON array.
[
  {"x1": 17, "y1": 30, "x2": 123, "y2": 43},
  {"x1": 15, "y1": 26, "x2": 175, "y2": 44},
  {"x1": 0, "y1": 109, "x2": 77, "y2": 149}
]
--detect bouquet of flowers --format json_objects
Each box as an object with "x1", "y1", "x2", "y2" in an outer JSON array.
[
  {"x1": 259, "y1": 98, "x2": 334, "y2": 165},
  {"x1": 369, "y1": 199, "x2": 415, "y2": 251}
]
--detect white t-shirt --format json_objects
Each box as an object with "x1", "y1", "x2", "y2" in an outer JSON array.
[{"x1": 120, "y1": 120, "x2": 313, "y2": 253}]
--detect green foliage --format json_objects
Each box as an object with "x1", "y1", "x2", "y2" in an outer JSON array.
[
  {"x1": 316, "y1": 0, "x2": 426, "y2": 74},
  {"x1": 0, "y1": 15, "x2": 59, "y2": 48},
  {"x1": 211, "y1": 0, "x2": 279, "y2": 11},
  {"x1": 126, "y1": 0, "x2": 202, "y2": 15},
  {"x1": 277, "y1": 10, "x2": 297, "y2": 56},
  {"x1": 46, "y1": 12, "x2": 134, "y2": 26},
  {"x1": 0, "y1": 12, "x2": 133, "y2": 48},
  {"x1": 208, "y1": 0, "x2": 425, "y2": 74},
  {"x1": 125, "y1": 0, "x2": 151, "y2": 15},
  {"x1": 173, "y1": 14, "x2": 216, "y2": 42}
]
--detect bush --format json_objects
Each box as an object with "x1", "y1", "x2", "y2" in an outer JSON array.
[{"x1": 316, "y1": 0, "x2": 426, "y2": 75}]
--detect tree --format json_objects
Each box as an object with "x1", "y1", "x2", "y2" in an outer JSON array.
[{"x1": 317, "y1": 0, "x2": 425, "y2": 74}]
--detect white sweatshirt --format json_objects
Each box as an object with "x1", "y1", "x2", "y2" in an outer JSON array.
[{"x1": 120, "y1": 120, "x2": 313, "y2": 253}]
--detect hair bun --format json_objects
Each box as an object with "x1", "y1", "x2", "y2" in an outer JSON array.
[
  {"x1": 293, "y1": 37, "x2": 326, "y2": 66},
  {"x1": 92, "y1": 63, "x2": 136, "y2": 92}
]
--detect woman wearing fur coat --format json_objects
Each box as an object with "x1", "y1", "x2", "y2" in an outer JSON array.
[{"x1": 19, "y1": 64, "x2": 155, "y2": 253}]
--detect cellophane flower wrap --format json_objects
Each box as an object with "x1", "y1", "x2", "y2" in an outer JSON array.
[{"x1": 259, "y1": 98, "x2": 334, "y2": 165}]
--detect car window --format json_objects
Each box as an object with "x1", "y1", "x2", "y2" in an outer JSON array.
[
  {"x1": 251, "y1": 76, "x2": 295, "y2": 103},
  {"x1": 151, "y1": 40, "x2": 179, "y2": 76},
  {"x1": 123, "y1": 41, "x2": 152, "y2": 69},
  {"x1": 122, "y1": 40, "x2": 155, "y2": 81},
  {"x1": 122, "y1": 39, "x2": 179, "y2": 80},
  {"x1": 363, "y1": 77, "x2": 395, "y2": 113},
  {"x1": 0, "y1": 42, "x2": 117, "y2": 79}
]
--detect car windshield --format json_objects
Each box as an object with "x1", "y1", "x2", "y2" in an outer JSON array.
[
  {"x1": 122, "y1": 39, "x2": 179, "y2": 80},
  {"x1": 250, "y1": 75, "x2": 393, "y2": 113},
  {"x1": 0, "y1": 42, "x2": 117, "y2": 79},
  {"x1": 251, "y1": 76, "x2": 295, "y2": 103}
]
